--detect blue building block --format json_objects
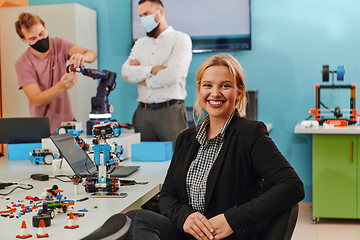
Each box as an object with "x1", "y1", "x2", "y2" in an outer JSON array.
[
  {"x1": 131, "y1": 142, "x2": 173, "y2": 161},
  {"x1": 8, "y1": 143, "x2": 42, "y2": 160}
]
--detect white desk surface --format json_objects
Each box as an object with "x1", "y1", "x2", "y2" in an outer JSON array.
[
  {"x1": 294, "y1": 123, "x2": 360, "y2": 134},
  {"x1": 0, "y1": 157, "x2": 170, "y2": 239}
]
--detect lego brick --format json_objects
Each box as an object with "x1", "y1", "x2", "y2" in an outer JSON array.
[
  {"x1": 8, "y1": 143, "x2": 41, "y2": 160},
  {"x1": 131, "y1": 142, "x2": 173, "y2": 161}
]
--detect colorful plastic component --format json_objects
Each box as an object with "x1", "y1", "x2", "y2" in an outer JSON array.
[
  {"x1": 16, "y1": 221, "x2": 32, "y2": 238},
  {"x1": 64, "y1": 212, "x2": 79, "y2": 229}
]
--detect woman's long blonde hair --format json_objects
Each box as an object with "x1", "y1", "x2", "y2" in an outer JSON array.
[{"x1": 193, "y1": 53, "x2": 247, "y2": 125}]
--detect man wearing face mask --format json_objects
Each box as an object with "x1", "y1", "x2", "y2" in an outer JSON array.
[
  {"x1": 121, "y1": 0, "x2": 192, "y2": 143},
  {"x1": 14, "y1": 12, "x2": 97, "y2": 135}
]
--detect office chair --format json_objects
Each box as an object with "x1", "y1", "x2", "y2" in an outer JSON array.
[
  {"x1": 186, "y1": 107, "x2": 195, "y2": 128},
  {"x1": 81, "y1": 213, "x2": 131, "y2": 240},
  {"x1": 260, "y1": 181, "x2": 299, "y2": 240}
]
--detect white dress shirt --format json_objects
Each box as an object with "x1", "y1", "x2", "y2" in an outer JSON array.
[{"x1": 121, "y1": 26, "x2": 192, "y2": 103}]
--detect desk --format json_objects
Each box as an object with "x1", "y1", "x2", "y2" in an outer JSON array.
[
  {"x1": 0, "y1": 157, "x2": 170, "y2": 239},
  {"x1": 294, "y1": 124, "x2": 360, "y2": 222},
  {"x1": 294, "y1": 124, "x2": 360, "y2": 134}
]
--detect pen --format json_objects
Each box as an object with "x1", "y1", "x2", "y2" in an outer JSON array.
[{"x1": 77, "y1": 197, "x2": 89, "y2": 202}]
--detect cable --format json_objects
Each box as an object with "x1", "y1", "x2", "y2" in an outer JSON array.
[
  {"x1": 0, "y1": 183, "x2": 33, "y2": 196},
  {"x1": 52, "y1": 175, "x2": 73, "y2": 182},
  {"x1": 306, "y1": 115, "x2": 313, "y2": 120},
  {"x1": 320, "y1": 101, "x2": 334, "y2": 112}
]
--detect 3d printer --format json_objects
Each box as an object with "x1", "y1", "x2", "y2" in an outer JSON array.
[{"x1": 308, "y1": 65, "x2": 357, "y2": 126}]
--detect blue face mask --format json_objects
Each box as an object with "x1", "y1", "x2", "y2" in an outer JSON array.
[{"x1": 140, "y1": 11, "x2": 159, "y2": 33}]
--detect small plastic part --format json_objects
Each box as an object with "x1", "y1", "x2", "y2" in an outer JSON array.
[
  {"x1": 326, "y1": 119, "x2": 347, "y2": 127},
  {"x1": 33, "y1": 214, "x2": 51, "y2": 227},
  {"x1": 337, "y1": 65, "x2": 344, "y2": 81},
  {"x1": 16, "y1": 220, "x2": 32, "y2": 238},
  {"x1": 64, "y1": 212, "x2": 79, "y2": 229},
  {"x1": 322, "y1": 65, "x2": 329, "y2": 82},
  {"x1": 36, "y1": 219, "x2": 49, "y2": 238},
  {"x1": 30, "y1": 174, "x2": 49, "y2": 181},
  {"x1": 0, "y1": 182, "x2": 13, "y2": 189}
]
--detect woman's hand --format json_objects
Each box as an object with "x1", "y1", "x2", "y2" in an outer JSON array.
[
  {"x1": 183, "y1": 212, "x2": 215, "y2": 240},
  {"x1": 208, "y1": 214, "x2": 233, "y2": 240}
]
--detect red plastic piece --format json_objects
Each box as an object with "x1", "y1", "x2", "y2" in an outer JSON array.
[{"x1": 327, "y1": 119, "x2": 347, "y2": 127}]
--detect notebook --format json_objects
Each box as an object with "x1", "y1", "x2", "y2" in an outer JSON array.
[
  {"x1": 50, "y1": 132, "x2": 139, "y2": 178},
  {"x1": 0, "y1": 117, "x2": 50, "y2": 144}
]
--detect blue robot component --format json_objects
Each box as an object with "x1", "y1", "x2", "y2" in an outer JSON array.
[
  {"x1": 113, "y1": 127, "x2": 125, "y2": 137},
  {"x1": 29, "y1": 148, "x2": 58, "y2": 165},
  {"x1": 67, "y1": 129, "x2": 85, "y2": 136},
  {"x1": 337, "y1": 65, "x2": 344, "y2": 81},
  {"x1": 56, "y1": 127, "x2": 84, "y2": 136},
  {"x1": 56, "y1": 121, "x2": 85, "y2": 135}
]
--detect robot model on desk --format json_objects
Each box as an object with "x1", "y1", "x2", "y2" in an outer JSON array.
[
  {"x1": 79, "y1": 120, "x2": 124, "y2": 193},
  {"x1": 56, "y1": 121, "x2": 84, "y2": 135},
  {"x1": 29, "y1": 148, "x2": 58, "y2": 165},
  {"x1": 67, "y1": 65, "x2": 118, "y2": 135}
]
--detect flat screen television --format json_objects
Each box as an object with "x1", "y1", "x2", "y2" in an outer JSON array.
[{"x1": 131, "y1": 0, "x2": 251, "y2": 53}]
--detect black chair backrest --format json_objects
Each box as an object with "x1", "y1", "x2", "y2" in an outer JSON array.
[
  {"x1": 260, "y1": 181, "x2": 299, "y2": 240},
  {"x1": 261, "y1": 203, "x2": 299, "y2": 240}
]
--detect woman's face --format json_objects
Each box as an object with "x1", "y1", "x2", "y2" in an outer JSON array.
[{"x1": 199, "y1": 65, "x2": 240, "y2": 121}]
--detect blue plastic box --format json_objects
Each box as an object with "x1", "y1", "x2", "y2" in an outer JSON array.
[
  {"x1": 131, "y1": 142, "x2": 173, "y2": 161},
  {"x1": 8, "y1": 143, "x2": 42, "y2": 160}
]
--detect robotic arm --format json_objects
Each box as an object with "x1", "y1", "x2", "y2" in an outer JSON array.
[{"x1": 67, "y1": 65, "x2": 117, "y2": 118}]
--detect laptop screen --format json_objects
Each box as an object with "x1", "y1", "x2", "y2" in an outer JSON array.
[{"x1": 50, "y1": 132, "x2": 97, "y2": 175}]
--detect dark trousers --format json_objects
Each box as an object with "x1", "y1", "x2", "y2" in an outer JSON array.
[
  {"x1": 126, "y1": 209, "x2": 262, "y2": 240},
  {"x1": 132, "y1": 101, "x2": 188, "y2": 144},
  {"x1": 126, "y1": 209, "x2": 187, "y2": 240}
]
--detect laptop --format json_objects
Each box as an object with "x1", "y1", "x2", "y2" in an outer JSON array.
[
  {"x1": 0, "y1": 117, "x2": 50, "y2": 143},
  {"x1": 50, "y1": 132, "x2": 140, "y2": 178}
]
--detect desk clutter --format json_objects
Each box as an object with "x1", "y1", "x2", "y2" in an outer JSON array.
[
  {"x1": 0, "y1": 184, "x2": 90, "y2": 238},
  {"x1": 0, "y1": 119, "x2": 172, "y2": 238}
]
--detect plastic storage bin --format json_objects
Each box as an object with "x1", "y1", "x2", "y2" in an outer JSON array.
[
  {"x1": 8, "y1": 143, "x2": 42, "y2": 160},
  {"x1": 131, "y1": 142, "x2": 173, "y2": 161}
]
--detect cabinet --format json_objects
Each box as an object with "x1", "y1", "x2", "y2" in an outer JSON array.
[
  {"x1": 0, "y1": 3, "x2": 98, "y2": 126},
  {"x1": 312, "y1": 135, "x2": 359, "y2": 220}
]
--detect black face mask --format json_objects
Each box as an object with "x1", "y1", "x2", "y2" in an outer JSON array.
[{"x1": 30, "y1": 36, "x2": 49, "y2": 53}]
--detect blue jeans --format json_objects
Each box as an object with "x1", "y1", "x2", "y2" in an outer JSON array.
[{"x1": 126, "y1": 209, "x2": 189, "y2": 240}]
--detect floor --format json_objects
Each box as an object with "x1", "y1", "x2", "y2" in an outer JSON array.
[{"x1": 292, "y1": 203, "x2": 360, "y2": 240}]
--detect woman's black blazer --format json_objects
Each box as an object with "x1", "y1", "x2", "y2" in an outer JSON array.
[{"x1": 159, "y1": 114, "x2": 305, "y2": 239}]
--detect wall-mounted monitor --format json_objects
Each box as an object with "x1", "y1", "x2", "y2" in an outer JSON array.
[{"x1": 131, "y1": 0, "x2": 251, "y2": 53}]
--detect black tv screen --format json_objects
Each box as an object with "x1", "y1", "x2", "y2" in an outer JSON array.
[{"x1": 131, "y1": 0, "x2": 251, "y2": 53}]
